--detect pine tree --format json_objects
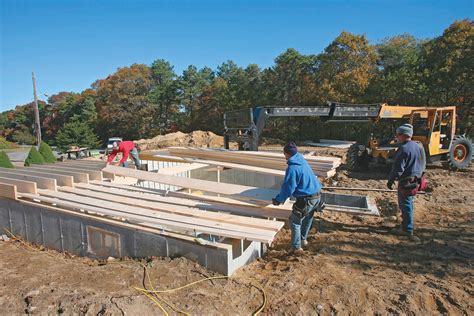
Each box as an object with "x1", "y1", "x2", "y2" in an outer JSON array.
[
  {"x1": 24, "y1": 146, "x2": 45, "y2": 166},
  {"x1": 38, "y1": 141, "x2": 57, "y2": 163},
  {"x1": 55, "y1": 120, "x2": 100, "y2": 152},
  {"x1": 0, "y1": 151, "x2": 14, "y2": 168}
]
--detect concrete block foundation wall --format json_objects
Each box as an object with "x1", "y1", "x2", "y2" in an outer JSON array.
[{"x1": 0, "y1": 198, "x2": 261, "y2": 275}]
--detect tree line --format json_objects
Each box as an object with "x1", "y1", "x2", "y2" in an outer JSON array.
[{"x1": 1, "y1": 19, "x2": 472, "y2": 150}]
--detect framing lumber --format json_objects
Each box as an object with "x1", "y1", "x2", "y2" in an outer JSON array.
[
  {"x1": 24, "y1": 166, "x2": 89, "y2": 183},
  {"x1": 89, "y1": 181, "x2": 288, "y2": 214},
  {"x1": 15, "y1": 198, "x2": 231, "y2": 251},
  {"x1": 157, "y1": 163, "x2": 208, "y2": 175},
  {"x1": 68, "y1": 184, "x2": 284, "y2": 230},
  {"x1": 89, "y1": 179, "x2": 377, "y2": 216},
  {"x1": 167, "y1": 147, "x2": 341, "y2": 165},
  {"x1": 0, "y1": 183, "x2": 17, "y2": 200},
  {"x1": 0, "y1": 177, "x2": 37, "y2": 194},
  {"x1": 59, "y1": 186, "x2": 283, "y2": 231},
  {"x1": 153, "y1": 155, "x2": 286, "y2": 177},
  {"x1": 3, "y1": 167, "x2": 74, "y2": 187},
  {"x1": 103, "y1": 165, "x2": 277, "y2": 205},
  {"x1": 0, "y1": 172, "x2": 57, "y2": 191},
  {"x1": 59, "y1": 161, "x2": 114, "y2": 180},
  {"x1": 38, "y1": 189, "x2": 275, "y2": 238},
  {"x1": 39, "y1": 164, "x2": 102, "y2": 181},
  {"x1": 164, "y1": 148, "x2": 338, "y2": 177},
  {"x1": 22, "y1": 191, "x2": 275, "y2": 243}
]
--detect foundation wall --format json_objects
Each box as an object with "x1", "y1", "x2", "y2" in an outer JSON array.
[{"x1": 0, "y1": 198, "x2": 261, "y2": 275}]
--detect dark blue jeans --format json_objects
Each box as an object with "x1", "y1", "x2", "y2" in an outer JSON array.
[
  {"x1": 397, "y1": 189, "x2": 414, "y2": 233},
  {"x1": 289, "y1": 197, "x2": 320, "y2": 249}
]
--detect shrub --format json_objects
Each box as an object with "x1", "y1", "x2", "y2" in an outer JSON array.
[
  {"x1": 38, "y1": 141, "x2": 57, "y2": 163},
  {"x1": 12, "y1": 130, "x2": 36, "y2": 145},
  {"x1": 0, "y1": 151, "x2": 14, "y2": 168},
  {"x1": 24, "y1": 146, "x2": 45, "y2": 166},
  {"x1": 0, "y1": 137, "x2": 17, "y2": 150}
]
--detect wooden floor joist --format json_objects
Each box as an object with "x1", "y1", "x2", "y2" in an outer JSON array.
[
  {"x1": 24, "y1": 166, "x2": 90, "y2": 183},
  {"x1": 68, "y1": 184, "x2": 284, "y2": 230},
  {"x1": 0, "y1": 183, "x2": 17, "y2": 200},
  {"x1": 103, "y1": 165, "x2": 277, "y2": 205},
  {"x1": 0, "y1": 177, "x2": 37, "y2": 194},
  {"x1": 86, "y1": 180, "x2": 290, "y2": 218},
  {"x1": 60, "y1": 186, "x2": 283, "y2": 231},
  {"x1": 5, "y1": 167, "x2": 74, "y2": 187},
  {"x1": 38, "y1": 189, "x2": 276, "y2": 238},
  {"x1": 0, "y1": 171, "x2": 57, "y2": 191},
  {"x1": 20, "y1": 191, "x2": 276, "y2": 243},
  {"x1": 36, "y1": 164, "x2": 103, "y2": 181}
]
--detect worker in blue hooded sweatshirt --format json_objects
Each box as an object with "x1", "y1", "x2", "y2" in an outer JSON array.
[{"x1": 272, "y1": 142, "x2": 322, "y2": 255}]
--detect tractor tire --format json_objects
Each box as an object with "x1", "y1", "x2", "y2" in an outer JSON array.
[
  {"x1": 448, "y1": 135, "x2": 473, "y2": 170},
  {"x1": 346, "y1": 143, "x2": 367, "y2": 170}
]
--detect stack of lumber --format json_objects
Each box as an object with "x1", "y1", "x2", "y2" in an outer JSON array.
[
  {"x1": 141, "y1": 147, "x2": 341, "y2": 178},
  {"x1": 304, "y1": 139, "x2": 355, "y2": 149}
]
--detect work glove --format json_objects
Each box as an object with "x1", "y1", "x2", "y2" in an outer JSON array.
[
  {"x1": 387, "y1": 180, "x2": 394, "y2": 190},
  {"x1": 272, "y1": 198, "x2": 280, "y2": 206}
]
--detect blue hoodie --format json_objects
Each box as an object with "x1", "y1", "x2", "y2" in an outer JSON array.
[{"x1": 275, "y1": 152, "x2": 322, "y2": 203}]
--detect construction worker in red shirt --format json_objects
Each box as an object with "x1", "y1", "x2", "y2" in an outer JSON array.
[{"x1": 107, "y1": 140, "x2": 141, "y2": 169}]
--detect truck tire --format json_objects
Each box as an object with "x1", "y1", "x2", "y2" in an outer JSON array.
[
  {"x1": 448, "y1": 135, "x2": 473, "y2": 170},
  {"x1": 347, "y1": 143, "x2": 368, "y2": 170}
]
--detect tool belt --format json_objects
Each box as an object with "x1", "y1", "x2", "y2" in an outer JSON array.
[
  {"x1": 399, "y1": 173, "x2": 428, "y2": 197},
  {"x1": 292, "y1": 193, "x2": 322, "y2": 218}
]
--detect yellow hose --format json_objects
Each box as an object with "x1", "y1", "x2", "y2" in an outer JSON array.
[{"x1": 133, "y1": 266, "x2": 266, "y2": 315}]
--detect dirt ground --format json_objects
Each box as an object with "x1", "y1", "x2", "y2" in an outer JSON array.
[{"x1": 0, "y1": 147, "x2": 473, "y2": 315}]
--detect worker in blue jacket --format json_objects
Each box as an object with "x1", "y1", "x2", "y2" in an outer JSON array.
[
  {"x1": 272, "y1": 142, "x2": 322, "y2": 255},
  {"x1": 387, "y1": 123, "x2": 426, "y2": 241}
]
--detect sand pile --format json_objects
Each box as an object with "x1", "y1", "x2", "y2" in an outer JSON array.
[{"x1": 136, "y1": 130, "x2": 233, "y2": 150}]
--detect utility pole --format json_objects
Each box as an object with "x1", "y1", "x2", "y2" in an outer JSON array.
[{"x1": 32, "y1": 72, "x2": 42, "y2": 147}]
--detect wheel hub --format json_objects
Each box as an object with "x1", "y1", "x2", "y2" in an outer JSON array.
[{"x1": 454, "y1": 144, "x2": 467, "y2": 161}]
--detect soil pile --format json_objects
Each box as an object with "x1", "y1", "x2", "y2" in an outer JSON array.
[{"x1": 136, "y1": 131, "x2": 237, "y2": 150}]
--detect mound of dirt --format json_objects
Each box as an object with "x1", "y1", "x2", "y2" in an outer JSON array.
[{"x1": 136, "y1": 131, "x2": 237, "y2": 150}]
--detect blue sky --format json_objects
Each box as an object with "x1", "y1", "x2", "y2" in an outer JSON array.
[{"x1": 0, "y1": 0, "x2": 472, "y2": 111}]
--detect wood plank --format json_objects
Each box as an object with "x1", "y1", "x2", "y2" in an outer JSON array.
[
  {"x1": 166, "y1": 148, "x2": 337, "y2": 175},
  {"x1": 143, "y1": 149, "x2": 337, "y2": 176},
  {"x1": 22, "y1": 191, "x2": 276, "y2": 243},
  {"x1": 2, "y1": 167, "x2": 74, "y2": 187},
  {"x1": 59, "y1": 162, "x2": 113, "y2": 179},
  {"x1": 60, "y1": 161, "x2": 107, "y2": 170},
  {"x1": 0, "y1": 183, "x2": 18, "y2": 199},
  {"x1": 168, "y1": 147, "x2": 341, "y2": 165},
  {"x1": 66, "y1": 185, "x2": 284, "y2": 231},
  {"x1": 39, "y1": 164, "x2": 102, "y2": 181},
  {"x1": 157, "y1": 163, "x2": 208, "y2": 175},
  {"x1": 0, "y1": 177, "x2": 37, "y2": 194},
  {"x1": 39, "y1": 189, "x2": 276, "y2": 237},
  {"x1": 90, "y1": 181, "x2": 274, "y2": 209},
  {"x1": 24, "y1": 166, "x2": 89, "y2": 183},
  {"x1": 0, "y1": 172, "x2": 57, "y2": 190},
  {"x1": 16, "y1": 198, "x2": 231, "y2": 251},
  {"x1": 153, "y1": 155, "x2": 286, "y2": 177},
  {"x1": 87, "y1": 180, "x2": 377, "y2": 216},
  {"x1": 103, "y1": 165, "x2": 277, "y2": 204}
]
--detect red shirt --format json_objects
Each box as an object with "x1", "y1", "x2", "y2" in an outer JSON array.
[{"x1": 107, "y1": 141, "x2": 136, "y2": 164}]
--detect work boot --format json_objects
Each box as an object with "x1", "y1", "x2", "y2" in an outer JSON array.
[
  {"x1": 407, "y1": 232, "x2": 421, "y2": 242},
  {"x1": 390, "y1": 226, "x2": 405, "y2": 236},
  {"x1": 289, "y1": 248, "x2": 305, "y2": 256}
]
